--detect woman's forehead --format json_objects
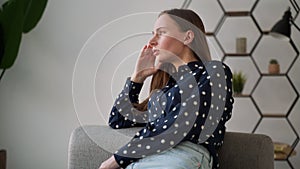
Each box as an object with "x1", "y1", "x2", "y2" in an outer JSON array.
[{"x1": 153, "y1": 14, "x2": 180, "y2": 31}]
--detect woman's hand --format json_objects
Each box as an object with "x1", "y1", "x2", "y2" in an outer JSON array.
[
  {"x1": 99, "y1": 155, "x2": 120, "y2": 169},
  {"x1": 131, "y1": 45, "x2": 159, "y2": 83}
]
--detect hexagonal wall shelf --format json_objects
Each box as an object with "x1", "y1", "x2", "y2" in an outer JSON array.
[
  {"x1": 226, "y1": 98, "x2": 261, "y2": 133},
  {"x1": 253, "y1": 35, "x2": 297, "y2": 74},
  {"x1": 252, "y1": 76, "x2": 297, "y2": 116},
  {"x1": 207, "y1": 36, "x2": 224, "y2": 60},
  {"x1": 291, "y1": 15, "x2": 300, "y2": 50},
  {"x1": 253, "y1": 0, "x2": 298, "y2": 31},
  {"x1": 185, "y1": 0, "x2": 300, "y2": 168},
  {"x1": 255, "y1": 118, "x2": 297, "y2": 147},
  {"x1": 289, "y1": 143, "x2": 300, "y2": 168},
  {"x1": 216, "y1": 16, "x2": 261, "y2": 54},
  {"x1": 188, "y1": 0, "x2": 223, "y2": 33},
  {"x1": 288, "y1": 55, "x2": 300, "y2": 92},
  {"x1": 219, "y1": 0, "x2": 257, "y2": 12},
  {"x1": 224, "y1": 57, "x2": 260, "y2": 95},
  {"x1": 275, "y1": 161, "x2": 293, "y2": 169},
  {"x1": 289, "y1": 100, "x2": 300, "y2": 140},
  {"x1": 288, "y1": 89, "x2": 300, "y2": 168}
]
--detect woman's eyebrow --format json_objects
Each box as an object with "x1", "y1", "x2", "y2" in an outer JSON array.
[{"x1": 152, "y1": 27, "x2": 167, "y2": 34}]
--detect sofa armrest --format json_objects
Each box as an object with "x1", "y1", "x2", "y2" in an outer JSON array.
[
  {"x1": 218, "y1": 132, "x2": 274, "y2": 169},
  {"x1": 68, "y1": 125, "x2": 274, "y2": 169},
  {"x1": 68, "y1": 125, "x2": 140, "y2": 169}
]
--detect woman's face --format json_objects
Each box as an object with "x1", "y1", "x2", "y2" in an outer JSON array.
[{"x1": 149, "y1": 14, "x2": 186, "y2": 64}]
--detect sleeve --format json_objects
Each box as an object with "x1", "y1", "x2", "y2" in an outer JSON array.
[
  {"x1": 113, "y1": 65, "x2": 220, "y2": 168},
  {"x1": 108, "y1": 77, "x2": 148, "y2": 129}
]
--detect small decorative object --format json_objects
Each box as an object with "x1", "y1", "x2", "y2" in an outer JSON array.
[
  {"x1": 268, "y1": 59, "x2": 280, "y2": 74},
  {"x1": 236, "y1": 37, "x2": 247, "y2": 53},
  {"x1": 232, "y1": 71, "x2": 247, "y2": 96},
  {"x1": 273, "y1": 142, "x2": 297, "y2": 160}
]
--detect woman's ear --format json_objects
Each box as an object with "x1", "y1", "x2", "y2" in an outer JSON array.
[{"x1": 183, "y1": 30, "x2": 194, "y2": 45}]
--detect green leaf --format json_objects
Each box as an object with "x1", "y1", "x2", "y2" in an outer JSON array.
[
  {"x1": 232, "y1": 71, "x2": 247, "y2": 94},
  {"x1": 22, "y1": 0, "x2": 48, "y2": 33},
  {"x1": 0, "y1": 0, "x2": 24, "y2": 68},
  {"x1": 0, "y1": 23, "x2": 4, "y2": 64}
]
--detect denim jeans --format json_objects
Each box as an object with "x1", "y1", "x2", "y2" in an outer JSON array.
[{"x1": 125, "y1": 141, "x2": 213, "y2": 169}]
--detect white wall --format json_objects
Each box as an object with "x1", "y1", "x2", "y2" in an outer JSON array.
[{"x1": 0, "y1": 0, "x2": 299, "y2": 169}]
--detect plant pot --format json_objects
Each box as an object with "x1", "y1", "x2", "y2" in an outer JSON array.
[
  {"x1": 268, "y1": 64, "x2": 280, "y2": 74},
  {"x1": 233, "y1": 81, "x2": 245, "y2": 95},
  {"x1": 233, "y1": 87, "x2": 244, "y2": 96},
  {"x1": 233, "y1": 92, "x2": 243, "y2": 97}
]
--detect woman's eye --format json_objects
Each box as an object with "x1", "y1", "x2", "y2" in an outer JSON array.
[{"x1": 158, "y1": 31, "x2": 166, "y2": 36}]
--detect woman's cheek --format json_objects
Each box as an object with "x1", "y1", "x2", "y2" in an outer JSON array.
[
  {"x1": 159, "y1": 36, "x2": 179, "y2": 52},
  {"x1": 156, "y1": 36, "x2": 184, "y2": 62}
]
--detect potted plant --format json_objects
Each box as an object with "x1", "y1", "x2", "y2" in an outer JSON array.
[
  {"x1": 232, "y1": 71, "x2": 247, "y2": 96},
  {"x1": 0, "y1": 0, "x2": 48, "y2": 81},
  {"x1": 268, "y1": 59, "x2": 280, "y2": 74}
]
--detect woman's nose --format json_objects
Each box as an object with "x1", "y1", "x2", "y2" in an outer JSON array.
[{"x1": 149, "y1": 35, "x2": 158, "y2": 47}]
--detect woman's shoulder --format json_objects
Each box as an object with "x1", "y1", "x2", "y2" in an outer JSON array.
[{"x1": 204, "y1": 60, "x2": 232, "y2": 76}]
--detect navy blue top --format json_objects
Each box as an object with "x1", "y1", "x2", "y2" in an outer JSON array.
[{"x1": 108, "y1": 60, "x2": 234, "y2": 169}]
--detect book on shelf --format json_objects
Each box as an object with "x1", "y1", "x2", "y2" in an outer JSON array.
[
  {"x1": 274, "y1": 151, "x2": 297, "y2": 160},
  {"x1": 273, "y1": 142, "x2": 297, "y2": 160}
]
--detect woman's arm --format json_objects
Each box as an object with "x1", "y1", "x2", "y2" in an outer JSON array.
[
  {"x1": 108, "y1": 78, "x2": 148, "y2": 129},
  {"x1": 108, "y1": 45, "x2": 159, "y2": 129}
]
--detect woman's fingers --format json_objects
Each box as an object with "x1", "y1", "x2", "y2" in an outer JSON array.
[
  {"x1": 138, "y1": 45, "x2": 156, "y2": 67},
  {"x1": 131, "y1": 44, "x2": 158, "y2": 83},
  {"x1": 141, "y1": 45, "x2": 154, "y2": 58}
]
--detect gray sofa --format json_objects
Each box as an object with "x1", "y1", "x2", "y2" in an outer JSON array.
[{"x1": 68, "y1": 125, "x2": 274, "y2": 169}]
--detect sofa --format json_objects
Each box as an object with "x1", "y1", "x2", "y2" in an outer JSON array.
[{"x1": 68, "y1": 125, "x2": 274, "y2": 169}]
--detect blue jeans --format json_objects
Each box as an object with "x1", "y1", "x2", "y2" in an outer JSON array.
[{"x1": 125, "y1": 141, "x2": 213, "y2": 169}]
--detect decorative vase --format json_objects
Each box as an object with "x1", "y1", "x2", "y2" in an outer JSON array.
[
  {"x1": 236, "y1": 37, "x2": 247, "y2": 53},
  {"x1": 268, "y1": 64, "x2": 280, "y2": 74}
]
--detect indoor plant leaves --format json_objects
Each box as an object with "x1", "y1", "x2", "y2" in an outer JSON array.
[
  {"x1": 22, "y1": 0, "x2": 48, "y2": 33},
  {"x1": 0, "y1": 0, "x2": 48, "y2": 69},
  {"x1": 0, "y1": 0, "x2": 23, "y2": 68}
]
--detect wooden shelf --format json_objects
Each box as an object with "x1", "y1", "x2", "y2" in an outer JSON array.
[
  {"x1": 225, "y1": 11, "x2": 251, "y2": 16},
  {"x1": 274, "y1": 155, "x2": 289, "y2": 161},
  {"x1": 262, "y1": 31, "x2": 270, "y2": 35},
  {"x1": 225, "y1": 53, "x2": 250, "y2": 56},
  {"x1": 206, "y1": 32, "x2": 214, "y2": 36},
  {"x1": 274, "y1": 151, "x2": 297, "y2": 160},
  {"x1": 262, "y1": 114, "x2": 287, "y2": 118},
  {"x1": 233, "y1": 94, "x2": 250, "y2": 97},
  {"x1": 261, "y1": 73, "x2": 286, "y2": 76}
]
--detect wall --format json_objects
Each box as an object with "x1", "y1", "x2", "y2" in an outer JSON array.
[{"x1": 0, "y1": 0, "x2": 299, "y2": 168}]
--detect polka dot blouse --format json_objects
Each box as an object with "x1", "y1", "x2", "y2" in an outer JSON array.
[{"x1": 109, "y1": 60, "x2": 234, "y2": 169}]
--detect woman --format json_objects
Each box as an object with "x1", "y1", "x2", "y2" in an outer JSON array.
[{"x1": 99, "y1": 8, "x2": 234, "y2": 169}]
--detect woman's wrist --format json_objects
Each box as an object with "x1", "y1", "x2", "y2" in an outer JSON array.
[
  {"x1": 131, "y1": 73, "x2": 145, "y2": 83},
  {"x1": 99, "y1": 155, "x2": 120, "y2": 169}
]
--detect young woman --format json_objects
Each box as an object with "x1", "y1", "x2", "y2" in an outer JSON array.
[{"x1": 99, "y1": 8, "x2": 234, "y2": 169}]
